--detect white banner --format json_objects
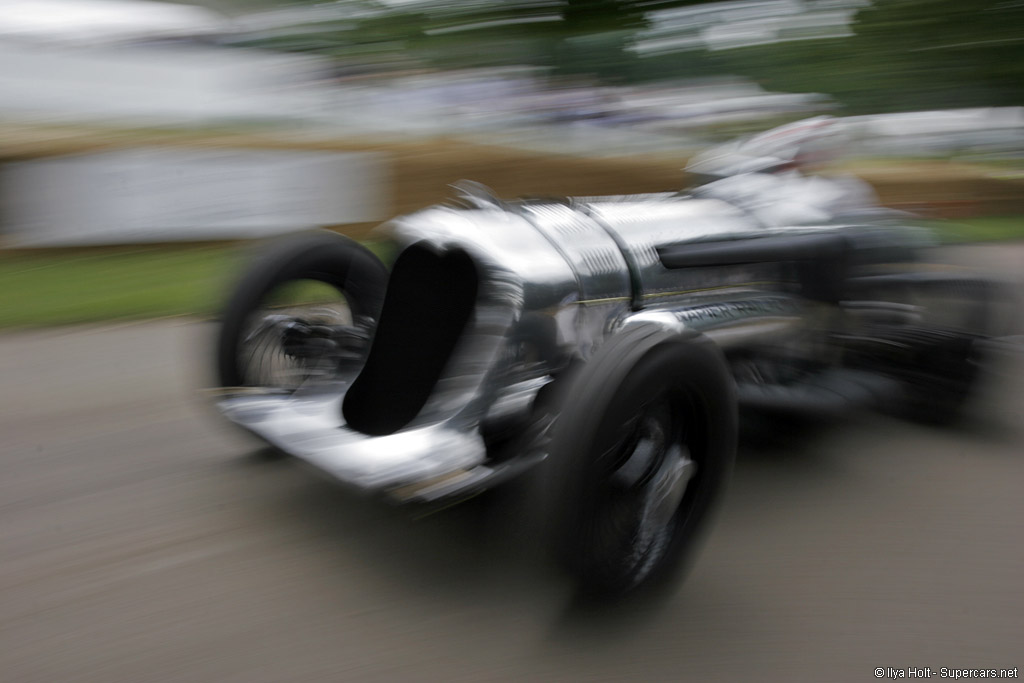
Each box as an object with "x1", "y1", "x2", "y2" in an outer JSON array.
[{"x1": 1, "y1": 148, "x2": 388, "y2": 246}]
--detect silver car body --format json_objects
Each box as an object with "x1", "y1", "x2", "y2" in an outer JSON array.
[{"x1": 215, "y1": 179, "x2": 927, "y2": 503}]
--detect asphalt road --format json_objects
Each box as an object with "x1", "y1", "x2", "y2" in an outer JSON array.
[{"x1": 1, "y1": 244, "x2": 1022, "y2": 682}]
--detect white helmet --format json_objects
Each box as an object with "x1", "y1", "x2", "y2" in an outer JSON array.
[{"x1": 688, "y1": 116, "x2": 845, "y2": 178}]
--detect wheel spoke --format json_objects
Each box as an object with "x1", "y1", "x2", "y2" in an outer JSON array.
[
  {"x1": 238, "y1": 296, "x2": 359, "y2": 390},
  {"x1": 643, "y1": 444, "x2": 696, "y2": 535},
  {"x1": 589, "y1": 396, "x2": 697, "y2": 583}
]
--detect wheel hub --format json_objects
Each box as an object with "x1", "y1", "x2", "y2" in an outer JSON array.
[{"x1": 601, "y1": 400, "x2": 696, "y2": 578}]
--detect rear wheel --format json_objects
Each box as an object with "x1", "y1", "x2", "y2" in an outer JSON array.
[
  {"x1": 549, "y1": 325, "x2": 737, "y2": 598},
  {"x1": 216, "y1": 231, "x2": 388, "y2": 391},
  {"x1": 846, "y1": 271, "x2": 1001, "y2": 424},
  {"x1": 895, "y1": 276, "x2": 998, "y2": 424},
  {"x1": 888, "y1": 325, "x2": 981, "y2": 425}
]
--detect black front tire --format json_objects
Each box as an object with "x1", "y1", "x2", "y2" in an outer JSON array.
[{"x1": 549, "y1": 325, "x2": 737, "y2": 599}]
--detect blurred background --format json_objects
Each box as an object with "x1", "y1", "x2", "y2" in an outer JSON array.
[
  {"x1": 1, "y1": 2, "x2": 1023, "y2": 681},
  {"x1": 3, "y1": 0, "x2": 1024, "y2": 323}
]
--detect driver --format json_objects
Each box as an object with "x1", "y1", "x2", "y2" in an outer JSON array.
[{"x1": 688, "y1": 116, "x2": 879, "y2": 228}]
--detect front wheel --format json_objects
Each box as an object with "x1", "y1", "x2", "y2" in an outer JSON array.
[
  {"x1": 216, "y1": 231, "x2": 389, "y2": 391},
  {"x1": 549, "y1": 325, "x2": 737, "y2": 599}
]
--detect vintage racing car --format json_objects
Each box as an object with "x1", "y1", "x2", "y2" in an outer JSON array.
[{"x1": 211, "y1": 122, "x2": 1004, "y2": 598}]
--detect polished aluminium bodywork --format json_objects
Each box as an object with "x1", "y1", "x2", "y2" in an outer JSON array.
[{"x1": 215, "y1": 179, "x2": 929, "y2": 504}]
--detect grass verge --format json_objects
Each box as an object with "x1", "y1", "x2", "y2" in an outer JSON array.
[
  {"x1": 925, "y1": 216, "x2": 1024, "y2": 244},
  {"x1": 0, "y1": 246, "x2": 241, "y2": 329}
]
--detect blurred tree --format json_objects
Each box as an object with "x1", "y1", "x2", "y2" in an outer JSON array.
[
  {"x1": 222, "y1": 0, "x2": 1024, "y2": 111},
  {"x1": 713, "y1": 0, "x2": 1024, "y2": 113},
  {"x1": 851, "y1": 0, "x2": 1024, "y2": 109},
  {"x1": 225, "y1": 0, "x2": 720, "y2": 80}
]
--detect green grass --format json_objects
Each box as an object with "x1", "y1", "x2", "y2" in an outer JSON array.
[
  {"x1": 0, "y1": 246, "x2": 242, "y2": 329},
  {"x1": 0, "y1": 221, "x2": 1020, "y2": 329},
  {"x1": 926, "y1": 216, "x2": 1024, "y2": 244}
]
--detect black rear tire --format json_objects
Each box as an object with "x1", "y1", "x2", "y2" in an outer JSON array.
[
  {"x1": 549, "y1": 324, "x2": 737, "y2": 599},
  {"x1": 216, "y1": 231, "x2": 388, "y2": 389},
  {"x1": 895, "y1": 326, "x2": 981, "y2": 425}
]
